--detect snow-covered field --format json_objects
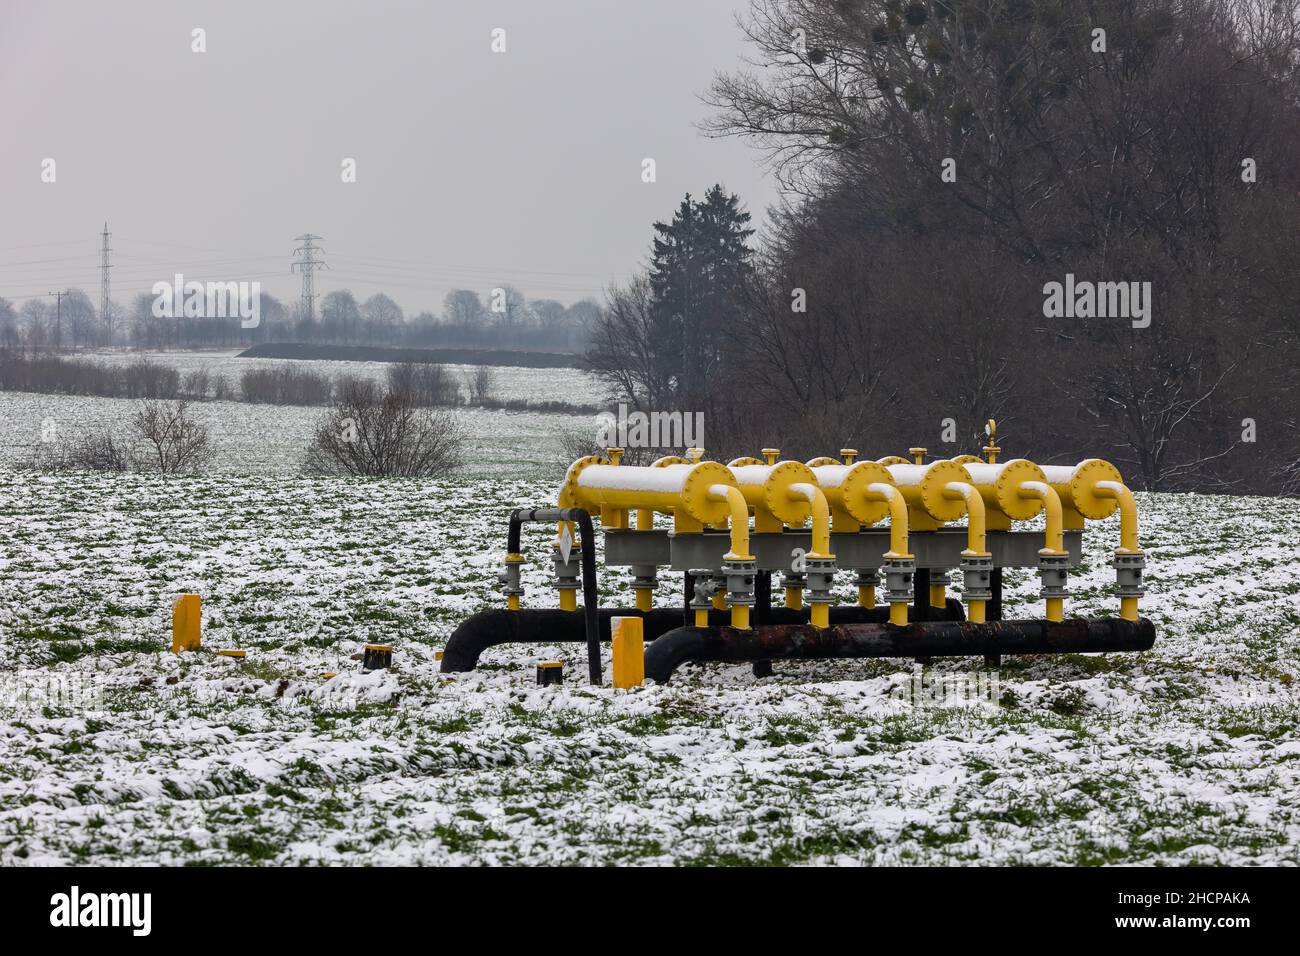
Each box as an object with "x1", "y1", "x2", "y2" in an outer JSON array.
[
  {"x1": 0, "y1": 353, "x2": 599, "y2": 477},
  {"x1": 0, "y1": 472, "x2": 1297, "y2": 865}
]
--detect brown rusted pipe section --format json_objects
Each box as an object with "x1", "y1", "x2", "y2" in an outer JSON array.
[{"x1": 643, "y1": 617, "x2": 1156, "y2": 683}]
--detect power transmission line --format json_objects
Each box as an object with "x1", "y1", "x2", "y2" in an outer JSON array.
[
  {"x1": 291, "y1": 234, "x2": 328, "y2": 320},
  {"x1": 100, "y1": 222, "x2": 112, "y2": 347}
]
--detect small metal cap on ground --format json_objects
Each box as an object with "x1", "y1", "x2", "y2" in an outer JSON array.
[
  {"x1": 216, "y1": 649, "x2": 246, "y2": 659},
  {"x1": 536, "y1": 661, "x2": 564, "y2": 686},
  {"x1": 363, "y1": 644, "x2": 393, "y2": 670}
]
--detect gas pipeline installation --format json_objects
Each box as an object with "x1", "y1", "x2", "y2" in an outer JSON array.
[{"x1": 441, "y1": 421, "x2": 1151, "y2": 686}]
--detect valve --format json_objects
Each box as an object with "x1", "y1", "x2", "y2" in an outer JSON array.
[
  {"x1": 804, "y1": 556, "x2": 837, "y2": 628},
  {"x1": 501, "y1": 553, "x2": 525, "y2": 610},
  {"x1": 1114, "y1": 551, "x2": 1145, "y2": 620},
  {"x1": 552, "y1": 544, "x2": 581, "y2": 612},
  {"x1": 722, "y1": 556, "x2": 757, "y2": 629},
  {"x1": 690, "y1": 569, "x2": 720, "y2": 627},
  {"x1": 840, "y1": 447, "x2": 858, "y2": 465},
  {"x1": 959, "y1": 553, "x2": 994, "y2": 602},
  {"x1": 881, "y1": 555, "x2": 915, "y2": 625},
  {"x1": 1038, "y1": 551, "x2": 1070, "y2": 621},
  {"x1": 762, "y1": 447, "x2": 780, "y2": 465},
  {"x1": 909, "y1": 446, "x2": 927, "y2": 465}
]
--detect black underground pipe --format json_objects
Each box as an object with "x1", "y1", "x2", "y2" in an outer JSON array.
[
  {"x1": 438, "y1": 600, "x2": 967, "y2": 674},
  {"x1": 643, "y1": 617, "x2": 1157, "y2": 684}
]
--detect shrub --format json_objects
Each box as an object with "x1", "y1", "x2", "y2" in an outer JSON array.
[{"x1": 304, "y1": 378, "x2": 466, "y2": 478}]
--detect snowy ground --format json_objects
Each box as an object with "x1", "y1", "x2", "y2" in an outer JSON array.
[
  {"x1": 0, "y1": 472, "x2": 1296, "y2": 865},
  {"x1": 0, "y1": 354, "x2": 599, "y2": 476}
]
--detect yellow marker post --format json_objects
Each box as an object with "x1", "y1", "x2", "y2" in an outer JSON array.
[
  {"x1": 171, "y1": 594, "x2": 201, "y2": 653},
  {"x1": 611, "y1": 616, "x2": 644, "y2": 689}
]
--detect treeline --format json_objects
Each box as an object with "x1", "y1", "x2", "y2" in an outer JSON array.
[
  {"x1": 0, "y1": 350, "x2": 596, "y2": 413},
  {"x1": 586, "y1": 0, "x2": 1300, "y2": 496},
  {"x1": 0, "y1": 286, "x2": 600, "y2": 354}
]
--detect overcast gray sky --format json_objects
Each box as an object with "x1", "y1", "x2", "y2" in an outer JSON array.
[{"x1": 0, "y1": 0, "x2": 778, "y2": 315}]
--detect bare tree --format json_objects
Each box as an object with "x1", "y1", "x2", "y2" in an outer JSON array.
[
  {"x1": 131, "y1": 401, "x2": 216, "y2": 474},
  {"x1": 305, "y1": 378, "x2": 466, "y2": 478},
  {"x1": 464, "y1": 364, "x2": 496, "y2": 404}
]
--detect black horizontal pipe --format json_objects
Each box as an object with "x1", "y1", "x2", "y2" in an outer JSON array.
[
  {"x1": 643, "y1": 617, "x2": 1157, "y2": 684},
  {"x1": 438, "y1": 600, "x2": 966, "y2": 674}
]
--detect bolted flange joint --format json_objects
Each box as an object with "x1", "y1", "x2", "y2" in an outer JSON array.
[
  {"x1": 781, "y1": 570, "x2": 807, "y2": 593},
  {"x1": 630, "y1": 563, "x2": 657, "y2": 593},
  {"x1": 959, "y1": 553, "x2": 994, "y2": 602},
  {"x1": 1113, "y1": 551, "x2": 1146, "y2": 598},
  {"x1": 804, "y1": 556, "x2": 837, "y2": 605},
  {"x1": 881, "y1": 556, "x2": 915, "y2": 607},
  {"x1": 1038, "y1": 553, "x2": 1070, "y2": 600},
  {"x1": 722, "y1": 557, "x2": 757, "y2": 608},
  {"x1": 854, "y1": 568, "x2": 879, "y2": 591},
  {"x1": 552, "y1": 545, "x2": 580, "y2": 597},
  {"x1": 500, "y1": 553, "x2": 525, "y2": 602}
]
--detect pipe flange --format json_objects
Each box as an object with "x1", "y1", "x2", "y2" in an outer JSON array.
[
  {"x1": 854, "y1": 568, "x2": 880, "y2": 589},
  {"x1": 881, "y1": 556, "x2": 915, "y2": 605},
  {"x1": 959, "y1": 553, "x2": 994, "y2": 602},
  {"x1": 804, "y1": 556, "x2": 837, "y2": 605},
  {"x1": 722, "y1": 557, "x2": 757, "y2": 607},
  {"x1": 1113, "y1": 552, "x2": 1146, "y2": 597},
  {"x1": 781, "y1": 571, "x2": 807, "y2": 591},
  {"x1": 1038, "y1": 553, "x2": 1070, "y2": 599},
  {"x1": 631, "y1": 565, "x2": 658, "y2": 591}
]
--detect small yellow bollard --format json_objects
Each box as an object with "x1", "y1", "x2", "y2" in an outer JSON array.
[
  {"x1": 611, "y1": 616, "x2": 644, "y2": 689},
  {"x1": 171, "y1": 594, "x2": 201, "y2": 654}
]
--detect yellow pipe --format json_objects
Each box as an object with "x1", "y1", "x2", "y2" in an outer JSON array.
[
  {"x1": 858, "y1": 584, "x2": 875, "y2": 608},
  {"x1": 866, "y1": 482, "x2": 910, "y2": 626},
  {"x1": 789, "y1": 482, "x2": 832, "y2": 558},
  {"x1": 943, "y1": 480, "x2": 989, "y2": 625},
  {"x1": 694, "y1": 608, "x2": 709, "y2": 627},
  {"x1": 1020, "y1": 480, "x2": 1065, "y2": 622},
  {"x1": 1096, "y1": 480, "x2": 1139, "y2": 553},
  {"x1": 1019, "y1": 480, "x2": 1064, "y2": 554},
  {"x1": 712, "y1": 592, "x2": 727, "y2": 611},
  {"x1": 785, "y1": 587, "x2": 802, "y2": 610},
  {"x1": 866, "y1": 483, "x2": 909, "y2": 559},
  {"x1": 732, "y1": 604, "x2": 750, "y2": 629},
  {"x1": 561, "y1": 590, "x2": 578, "y2": 612},
  {"x1": 507, "y1": 594, "x2": 520, "y2": 611},
  {"x1": 634, "y1": 589, "x2": 652, "y2": 612},
  {"x1": 636, "y1": 508, "x2": 653, "y2": 531},
  {"x1": 1096, "y1": 479, "x2": 1142, "y2": 622},
  {"x1": 707, "y1": 484, "x2": 753, "y2": 561}
]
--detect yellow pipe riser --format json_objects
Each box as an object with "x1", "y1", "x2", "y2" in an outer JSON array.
[
  {"x1": 885, "y1": 461, "x2": 971, "y2": 529},
  {"x1": 560, "y1": 590, "x2": 578, "y2": 612},
  {"x1": 810, "y1": 604, "x2": 829, "y2": 628},
  {"x1": 943, "y1": 480, "x2": 990, "y2": 624},
  {"x1": 1096, "y1": 479, "x2": 1142, "y2": 622},
  {"x1": 785, "y1": 588, "x2": 802, "y2": 610},
  {"x1": 1019, "y1": 480, "x2": 1065, "y2": 554},
  {"x1": 707, "y1": 484, "x2": 753, "y2": 562},
  {"x1": 634, "y1": 589, "x2": 652, "y2": 612},
  {"x1": 1095, "y1": 480, "x2": 1140, "y2": 554},
  {"x1": 789, "y1": 481, "x2": 833, "y2": 558},
  {"x1": 858, "y1": 585, "x2": 876, "y2": 608},
  {"x1": 809, "y1": 460, "x2": 893, "y2": 530},
  {"x1": 732, "y1": 604, "x2": 750, "y2": 629},
  {"x1": 866, "y1": 483, "x2": 910, "y2": 626},
  {"x1": 866, "y1": 482, "x2": 910, "y2": 559}
]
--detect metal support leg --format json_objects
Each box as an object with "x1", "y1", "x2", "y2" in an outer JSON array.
[{"x1": 753, "y1": 570, "x2": 773, "y2": 677}]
